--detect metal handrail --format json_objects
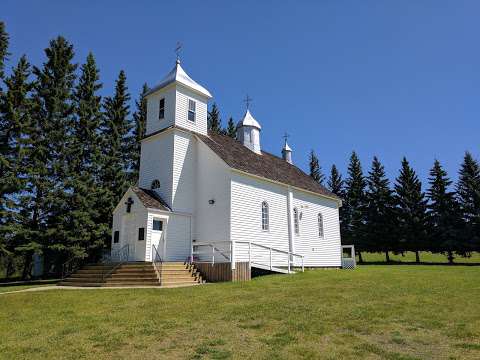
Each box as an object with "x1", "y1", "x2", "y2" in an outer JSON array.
[
  {"x1": 152, "y1": 244, "x2": 163, "y2": 285},
  {"x1": 192, "y1": 241, "x2": 231, "y2": 263},
  {"x1": 61, "y1": 255, "x2": 85, "y2": 279},
  {"x1": 101, "y1": 244, "x2": 130, "y2": 282}
]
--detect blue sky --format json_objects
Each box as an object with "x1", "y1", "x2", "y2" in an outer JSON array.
[{"x1": 3, "y1": 1, "x2": 479, "y2": 187}]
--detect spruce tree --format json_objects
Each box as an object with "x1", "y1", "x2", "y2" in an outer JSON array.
[
  {"x1": 456, "y1": 152, "x2": 480, "y2": 252},
  {"x1": 64, "y1": 52, "x2": 105, "y2": 260},
  {"x1": 327, "y1": 164, "x2": 343, "y2": 197},
  {"x1": 132, "y1": 83, "x2": 148, "y2": 181},
  {"x1": 394, "y1": 157, "x2": 428, "y2": 262},
  {"x1": 309, "y1": 150, "x2": 325, "y2": 184},
  {"x1": 0, "y1": 56, "x2": 32, "y2": 261},
  {"x1": 207, "y1": 103, "x2": 222, "y2": 134},
  {"x1": 365, "y1": 156, "x2": 396, "y2": 261},
  {"x1": 27, "y1": 36, "x2": 77, "y2": 276},
  {"x1": 99, "y1": 70, "x2": 132, "y2": 246},
  {"x1": 343, "y1": 151, "x2": 366, "y2": 261},
  {"x1": 226, "y1": 116, "x2": 236, "y2": 138},
  {"x1": 0, "y1": 21, "x2": 9, "y2": 84},
  {"x1": 427, "y1": 159, "x2": 462, "y2": 263}
]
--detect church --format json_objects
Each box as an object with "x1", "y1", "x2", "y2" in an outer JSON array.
[{"x1": 111, "y1": 59, "x2": 343, "y2": 281}]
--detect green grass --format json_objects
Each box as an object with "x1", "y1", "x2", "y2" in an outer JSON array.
[
  {"x1": 358, "y1": 251, "x2": 480, "y2": 264},
  {"x1": 0, "y1": 284, "x2": 51, "y2": 293},
  {"x1": 1, "y1": 266, "x2": 480, "y2": 359}
]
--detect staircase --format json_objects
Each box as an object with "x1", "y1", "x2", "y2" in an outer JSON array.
[{"x1": 58, "y1": 262, "x2": 204, "y2": 287}]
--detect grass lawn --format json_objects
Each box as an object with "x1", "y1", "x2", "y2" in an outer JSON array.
[
  {"x1": 1, "y1": 266, "x2": 480, "y2": 359},
  {"x1": 0, "y1": 284, "x2": 51, "y2": 294},
  {"x1": 358, "y1": 251, "x2": 480, "y2": 264}
]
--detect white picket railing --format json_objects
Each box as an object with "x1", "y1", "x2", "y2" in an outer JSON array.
[{"x1": 192, "y1": 241, "x2": 304, "y2": 274}]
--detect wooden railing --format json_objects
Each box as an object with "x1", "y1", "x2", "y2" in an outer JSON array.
[{"x1": 192, "y1": 241, "x2": 304, "y2": 274}]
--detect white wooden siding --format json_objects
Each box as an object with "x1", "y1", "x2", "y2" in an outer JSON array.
[
  {"x1": 175, "y1": 85, "x2": 208, "y2": 135},
  {"x1": 172, "y1": 130, "x2": 196, "y2": 213},
  {"x1": 292, "y1": 189, "x2": 342, "y2": 267},
  {"x1": 165, "y1": 214, "x2": 191, "y2": 261},
  {"x1": 145, "y1": 85, "x2": 176, "y2": 136},
  {"x1": 138, "y1": 132, "x2": 174, "y2": 207}
]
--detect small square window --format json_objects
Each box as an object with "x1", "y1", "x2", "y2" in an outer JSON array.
[
  {"x1": 188, "y1": 99, "x2": 196, "y2": 122},
  {"x1": 138, "y1": 228, "x2": 145, "y2": 241},
  {"x1": 113, "y1": 231, "x2": 119, "y2": 243},
  {"x1": 159, "y1": 98, "x2": 165, "y2": 119},
  {"x1": 152, "y1": 220, "x2": 163, "y2": 231}
]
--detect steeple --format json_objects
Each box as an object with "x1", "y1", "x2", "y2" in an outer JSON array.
[
  {"x1": 282, "y1": 133, "x2": 292, "y2": 164},
  {"x1": 236, "y1": 109, "x2": 262, "y2": 154}
]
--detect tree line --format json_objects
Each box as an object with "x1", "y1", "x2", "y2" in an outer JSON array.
[
  {"x1": 0, "y1": 23, "x2": 150, "y2": 278},
  {"x1": 309, "y1": 150, "x2": 480, "y2": 263}
]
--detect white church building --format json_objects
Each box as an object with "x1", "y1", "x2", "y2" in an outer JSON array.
[{"x1": 112, "y1": 59, "x2": 343, "y2": 281}]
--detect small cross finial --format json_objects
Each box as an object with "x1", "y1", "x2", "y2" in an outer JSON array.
[
  {"x1": 175, "y1": 41, "x2": 182, "y2": 62},
  {"x1": 283, "y1": 132, "x2": 290, "y2": 142},
  {"x1": 243, "y1": 94, "x2": 253, "y2": 110}
]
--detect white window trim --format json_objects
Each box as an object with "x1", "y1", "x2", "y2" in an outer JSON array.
[
  {"x1": 188, "y1": 99, "x2": 196, "y2": 122},
  {"x1": 261, "y1": 201, "x2": 269, "y2": 232},
  {"x1": 318, "y1": 213, "x2": 324, "y2": 238}
]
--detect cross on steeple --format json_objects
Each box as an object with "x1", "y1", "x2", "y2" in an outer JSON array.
[
  {"x1": 283, "y1": 132, "x2": 290, "y2": 143},
  {"x1": 243, "y1": 94, "x2": 253, "y2": 110},
  {"x1": 175, "y1": 41, "x2": 183, "y2": 62}
]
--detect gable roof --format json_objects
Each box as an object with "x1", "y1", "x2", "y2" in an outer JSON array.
[
  {"x1": 145, "y1": 60, "x2": 212, "y2": 99},
  {"x1": 196, "y1": 131, "x2": 340, "y2": 200},
  {"x1": 132, "y1": 187, "x2": 171, "y2": 211}
]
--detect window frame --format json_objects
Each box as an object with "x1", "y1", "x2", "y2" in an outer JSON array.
[
  {"x1": 113, "y1": 231, "x2": 120, "y2": 243},
  {"x1": 138, "y1": 227, "x2": 145, "y2": 241},
  {"x1": 152, "y1": 219, "x2": 163, "y2": 231},
  {"x1": 188, "y1": 99, "x2": 196, "y2": 122},
  {"x1": 261, "y1": 201, "x2": 269, "y2": 231},
  {"x1": 293, "y1": 208, "x2": 300, "y2": 236},
  {"x1": 318, "y1": 213, "x2": 324, "y2": 238},
  {"x1": 159, "y1": 98, "x2": 165, "y2": 120}
]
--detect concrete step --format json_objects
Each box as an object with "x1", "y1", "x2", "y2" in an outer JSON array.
[
  {"x1": 104, "y1": 282, "x2": 161, "y2": 287},
  {"x1": 110, "y1": 273, "x2": 157, "y2": 278},
  {"x1": 58, "y1": 281, "x2": 104, "y2": 287},
  {"x1": 161, "y1": 280, "x2": 199, "y2": 286},
  {"x1": 106, "y1": 277, "x2": 158, "y2": 282},
  {"x1": 160, "y1": 276, "x2": 199, "y2": 281}
]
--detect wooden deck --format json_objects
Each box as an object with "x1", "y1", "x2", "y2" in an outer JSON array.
[{"x1": 194, "y1": 262, "x2": 251, "y2": 282}]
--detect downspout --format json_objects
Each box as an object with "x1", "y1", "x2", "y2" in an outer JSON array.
[{"x1": 286, "y1": 187, "x2": 295, "y2": 255}]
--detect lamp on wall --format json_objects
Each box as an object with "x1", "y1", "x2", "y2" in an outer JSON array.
[{"x1": 208, "y1": 199, "x2": 215, "y2": 205}]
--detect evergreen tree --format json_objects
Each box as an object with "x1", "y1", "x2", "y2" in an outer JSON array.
[
  {"x1": 0, "y1": 56, "x2": 32, "y2": 261},
  {"x1": 0, "y1": 21, "x2": 9, "y2": 84},
  {"x1": 226, "y1": 116, "x2": 236, "y2": 138},
  {"x1": 207, "y1": 103, "x2": 222, "y2": 134},
  {"x1": 131, "y1": 83, "x2": 148, "y2": 181},
  {"x1": 327, "y1": 164, "x2": 343, "y2": 196},
  {"x1": 64, "y1": 52, "x2": 105, "y2": 260},
  {"x1": 26, "y1": 36, "x2": 77, "y2": 277},
  {"x1": 309, "y1": 150, "x2": 325, "y2": 184},
  {"x1": 456, "y1": 152, "x2": 480, "y2": 252},
  {"x1": 427, "y1": 159, "x2": 462, "y2": 263},
  {"x1": 99, "y1": 70, "x2": 132, "y2": 246},
  {"x1": 343, "y1": 152, "x2": 367, "y2": 261},
  {"x1": 364, "y1": 156, "x2": 396, "y2": 261},
  {"x1": 394, "y1": 157, "x2": 428, "y2": 262}
]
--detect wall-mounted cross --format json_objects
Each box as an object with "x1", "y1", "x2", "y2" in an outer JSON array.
[
  {"x1": 125, "y1": 197, "x2": 134, "y2": 213},
  {"x1": 243, "y1": 94, "x2": 253, "y2": 110}
]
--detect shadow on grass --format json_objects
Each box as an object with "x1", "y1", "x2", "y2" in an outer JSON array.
[{"x1": 358, "y1": 261, "x2": 480, "y2": 266}]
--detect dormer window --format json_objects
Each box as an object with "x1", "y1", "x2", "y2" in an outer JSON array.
[
  {"x1": 159, "y1": 98, "x2": 165, "y2": 119},
  {"x1": 188, "y1": 99, "x2": 196, "y2": 122}
]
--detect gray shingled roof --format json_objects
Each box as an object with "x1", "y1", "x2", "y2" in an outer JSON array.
[
  {"x1": 132, "y1": 187, "x2": 171, "y2": 211},
  {"x1": 197, "y1": 131, "x2": 339, "y2": 200}
]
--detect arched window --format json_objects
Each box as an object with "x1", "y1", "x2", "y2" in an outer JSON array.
[
  {"x1": 293, "y1": 208, "x2": 299, "y2": 235},
  {"x1": 261, "y1": 201, "x2": 269, "y2": 231},
  {"x1": 318, "y1": 213, "x2": 324, "y2": 238},
  {"x1": 151, "y1": 179, "x2": 161, "y2": 190}
]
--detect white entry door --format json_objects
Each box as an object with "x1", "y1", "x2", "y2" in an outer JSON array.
[
  {"x1": 151, "y1": 218, "x2": 164, "y2": 261},
  {"x1": 124, "y1": 215, "x2": 144, "y2": 261}
]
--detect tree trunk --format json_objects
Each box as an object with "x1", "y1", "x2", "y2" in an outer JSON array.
[
  {"x1": 415, "y1": 251, "x2": 420, "y2": 263},
  {"x1": 447, "y1": 250, "x2": 454, "y2": 264},
  {"x1": 21, "y1": 251, "x2": 33, "y2": 280},
  {"x1": 385, "y1": 251, "x2": 390, "y2": 263},
  {"x1": 358, "y1": 251, "x2": 364, "y2": 263}
]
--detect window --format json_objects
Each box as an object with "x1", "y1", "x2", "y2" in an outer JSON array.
[
  {"x1": 152, "y1": 219, "x2": 163, "y2": 231},
  {"x1": 125, "y1": 197, "x2": 133, "y2": 213},
  {"x1": 318, "y1": 213, "x2": 324, "y2": 238},
  {"x1": 113, "y1": 231, "x2": 119, "y2": 243},
  {"x1": 261, "y1": 201, "x2": 269, "y2": 231},
  {"x1": 151, "y1": 179, "x2": 161, "y2": 190},
  {"x1": 188, "y1": 99, "x2": 196, "y2": 122},
  {"x1": 138, "y1": 227, "x2": 145, "y2": 241},
  {"x1": 293, "y1": 208, "x2": 299, "y2": 235},
  {"x1": 159, "y1": 98, "x2": 165, "y2": 119}
]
